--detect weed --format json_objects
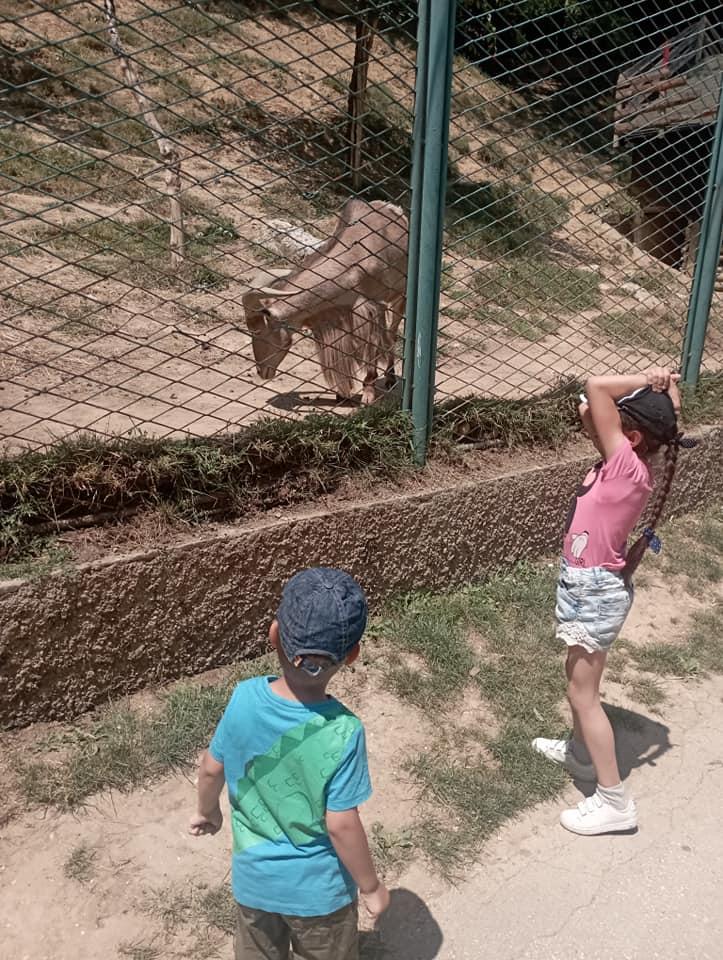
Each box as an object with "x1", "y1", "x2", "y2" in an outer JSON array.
[
  {"x1": 382, "y1": 591, "x2": 474, "y2": 707},
  {"x1": 482, "y1": 306, "x2": 559, "y2": 341},
  {"x1": 473, "y1": 258, "x2": 600, "y2": 314},
  {"x1": 630, "y1": 676, "x2": 666, "y2": 709},
  {"x1": 446, "y1": 184, "x2": 569, "y2": 259},
  {"x1": 0, "y1": 128, "x2": 156, "y2": 203},
  {"x1": 680, "y1": 375, "x2": 723, "y2": 425},
  {"x1": 433, "y1": 378, "x2": 581, "y2": 447},
  {"x1": 375, "y1": 562, "x2": 567, "y2": 876},
  {"x1": 19, "y1": 656, "x2": 275, "y2": 810},
  {"x1": 0, "y1": 540, "x2": 71, "y2": 581},
  {"x1": 658, "y1": 508, "x2": 723, "y2": 593},
  {"x1": 0, "y1": 407, "x2": 413, "y2": 563},
  {"x1": 149, "y1": 880, "x2": 235, "y2": 935},
  {"x1": 369, "y1": 823, "x2": 416, "y2": 878},
  {"x1": 63, "y1": 843, "x2": 98, "y2": 883},
  {"x1": 591, "y1": 311, "x2": 674, "y2": 356},
  {"x1": 118, "y1": 941, "x2": 160, "y2": 960}
]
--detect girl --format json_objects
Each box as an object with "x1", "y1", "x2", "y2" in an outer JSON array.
[{"x1": 533, "y1": 367, "x2": 693, "y2": 836}]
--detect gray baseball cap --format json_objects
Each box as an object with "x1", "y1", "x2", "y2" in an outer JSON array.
[{"x1": 276, "y1": 568, "x2": 368, "y2": 675}]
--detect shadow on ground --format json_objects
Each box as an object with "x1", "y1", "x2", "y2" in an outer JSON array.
[
  {"x1": 574, "y1": 703, "x2": 672, "y2": 797},
  {"x1": 361, "y1": 888, "x2": 443, "y2": 959}
]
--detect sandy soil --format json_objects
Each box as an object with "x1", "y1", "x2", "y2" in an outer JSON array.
[{"x1": 1, "y1": 562, "x2": 719, "y2": 959}]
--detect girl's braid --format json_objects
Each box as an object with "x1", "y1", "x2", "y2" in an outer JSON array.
[{"x1": 623, "y1": 436, "x2": 682, "y2": 580}]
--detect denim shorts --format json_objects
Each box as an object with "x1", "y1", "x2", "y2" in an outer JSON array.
[{"x1": 555, "y1": 559, "x2": 634, "y2": 654}]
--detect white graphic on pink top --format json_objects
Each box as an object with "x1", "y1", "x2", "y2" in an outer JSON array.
[{"x1": 569, "y1": 531, "x2": 589, "y2": 560}]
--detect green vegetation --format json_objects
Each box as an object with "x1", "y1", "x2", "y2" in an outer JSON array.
[
  {"x1": 149, "y1": 881, "x2": 236, "y2": 937},
  {"x1": 446, "y1": 184, "x2": 569, "y2": 259},
  {"x1": 3, "y1": 376, "x2": 721, "y2": 572},
  {"x1": 473, "y1": 258, "x2": 600, "y2": 313},
  {"x1": 591, "y1": 311, "x2": 675, "y2": 357},
  {"x1": 19, "y1": 656, "x2": 275, "y2": 811},
  {"x1": 371, "y1": 564, "x2": 565, "y2": 876},
  {"x1": 0, "y1": 128, "x2": 157, "y2": 203}
]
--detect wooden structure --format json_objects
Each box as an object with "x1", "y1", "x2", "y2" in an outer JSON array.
[{"x1": 613, "y1": 17, "x2": 722, "y2": 270}]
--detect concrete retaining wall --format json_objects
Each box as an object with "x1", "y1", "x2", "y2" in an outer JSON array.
[{"x1": 2, "y1": 427, "x2": 721, "y2": 729}]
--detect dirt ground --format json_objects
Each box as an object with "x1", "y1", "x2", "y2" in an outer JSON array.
[
  {"x1": 1, "y1": 559, "x2": 720, "y2": 960},
  {"x1": 2, "y1": 1, "x2": 721, "y2": 455}
]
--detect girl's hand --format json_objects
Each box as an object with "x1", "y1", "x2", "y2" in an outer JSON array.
[{"x1": 646, "y1": 367, "x2": 678, "y2": 392}]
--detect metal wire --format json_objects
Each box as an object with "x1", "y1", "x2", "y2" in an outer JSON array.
[
  {"x1": 0, "y1": 0, "x2": 720, "y2": 455},
  {"x1": 437, "y1": 2, "x2": 723, "y2": 407}
]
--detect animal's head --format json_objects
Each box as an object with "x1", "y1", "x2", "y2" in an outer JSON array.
[{"x1": 242, "y1": 269, "x2": 296, "y2": 380}]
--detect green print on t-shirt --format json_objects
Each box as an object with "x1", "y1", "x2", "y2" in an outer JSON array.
[{"x1": 231, "y1": 706, "x2": 361, "y2": 853}]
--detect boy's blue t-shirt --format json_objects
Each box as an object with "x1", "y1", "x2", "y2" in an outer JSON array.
[{"x1": 209, "y1": 676, "x2": 372, "y2": 916}]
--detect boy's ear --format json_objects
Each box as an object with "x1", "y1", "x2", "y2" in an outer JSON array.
[
  {"x1": 345, "y1": 644, "x2": 360, "y2": 666},
  {"x1": 269, "y1": 620, "x2": 280, "y2": 650}
]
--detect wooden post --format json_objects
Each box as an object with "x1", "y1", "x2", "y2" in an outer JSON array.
[
  {"x1": 104, "y1": 0, "x2": 184, "y2": 267},
  {"x1": 347, "y1": 14, "x2": 378, "y2": 192}
]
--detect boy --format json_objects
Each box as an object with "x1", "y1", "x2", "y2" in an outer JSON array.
[{"x1": 189, "y1": 567, "x2": 389, "y2": 959}]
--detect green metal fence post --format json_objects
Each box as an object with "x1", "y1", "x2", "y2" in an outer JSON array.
[
  {"x1": 681, "y1": 75, "x2": 723, "y2": 386},
  {"x1": 401, "y1": 0, "x2": 428, "y2": 413},
  {"x1": 403, "y1": 0, "x2": 456, "y2": 463}
]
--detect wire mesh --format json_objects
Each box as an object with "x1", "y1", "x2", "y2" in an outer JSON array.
[
  {"x1": 1, "y1": 1, "x2": 721, "y2": 459},
  {"x1": 0, "y1": 0, "x2": 416, "y2": 454},
  {"x1": 438, "y1": 2, "x2": 723, "y2": 409}
]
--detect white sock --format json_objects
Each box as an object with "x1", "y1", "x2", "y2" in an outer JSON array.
[
  {"x1": 596, "y1": 782, "x2": 629, "y2": 811},
  {"x1": 570, "y1": 738, "x2": 591, "y2": 765}
]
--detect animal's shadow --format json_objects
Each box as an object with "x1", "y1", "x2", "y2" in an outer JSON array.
[
  {"x1": 268, "y1": 378, "x2": 402, "y2": 413},
  {"x1": 573, "y1": 702, "x2": 672, "y2": 796},
  {"x1": 360, "y1": 888, "x2": 443, "y2": 960}
]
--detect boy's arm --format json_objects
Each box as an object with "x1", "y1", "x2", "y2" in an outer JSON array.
[
  {"x1": 326, "y1": 808, "x2": 390, "y2": 918},
  {"x1": 189, "y1": 750, "x2": 225, "y2": 836}
]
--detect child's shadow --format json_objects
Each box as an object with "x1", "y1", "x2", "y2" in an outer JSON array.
[
  {"x1": 574, "y1": 702, "x2": 672, "y2": 795},
  {"x1": 360, "y1": 888, "x2": 443, "y2": 959}
]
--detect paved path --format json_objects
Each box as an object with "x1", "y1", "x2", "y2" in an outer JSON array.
[{"x1": 378, "y1": 675, "x2": 723, "y2": 960}]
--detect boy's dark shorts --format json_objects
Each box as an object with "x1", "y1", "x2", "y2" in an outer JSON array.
[{"x1": 235, "y1": 900, "x2": 358, "y2": 960}]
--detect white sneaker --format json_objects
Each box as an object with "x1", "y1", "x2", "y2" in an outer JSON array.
[
  {"x1": 531, "y1": 737, "x2": 596, "y2": 782},
  {"x1": 560, "y1": 793, "x2": 638, "y2": 836}
]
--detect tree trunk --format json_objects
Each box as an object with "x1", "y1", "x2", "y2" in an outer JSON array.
[
  {"x1": 104, "y1": 0, "x2": 184, "y2": 267},
  {"x1": 347, "y1": 15, "x2": 378, "y2": 193}
]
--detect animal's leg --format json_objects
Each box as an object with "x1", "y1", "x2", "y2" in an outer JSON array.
[
  {"x1": 361, "y1": 365, "x2": 377, "y2": 405},
  {"x1": 384, "y1": 296, "x2": 405, "y2": 388}
]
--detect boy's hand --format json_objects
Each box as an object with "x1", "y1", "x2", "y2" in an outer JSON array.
[
  {"x1": 189, "y1": 808, "x2": 223, "y2": 836},
  {"x1": 361, "y1": 881, "x2": 391, "y2": 919}
]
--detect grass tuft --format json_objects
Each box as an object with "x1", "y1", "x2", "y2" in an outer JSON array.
[
  {"x1": 149, "y1": 881, "x2": 236, "y2": 936},
  {"x1": 19, "y1": 656, "x2": 275, "y2": 810},
  {"x1": 63, "y1": 843, "x2": 98, "y2": 883},
  {"x1": 374, "y1": 561, "x2": 567, "y2": 876},
  {"x1": 118, "y1": 941, "x2": 161, "y2": 960}
]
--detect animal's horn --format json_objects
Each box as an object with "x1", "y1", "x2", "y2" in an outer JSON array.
[{"x1": 257, "y1": 286, "x2": 297, "y2": 296}]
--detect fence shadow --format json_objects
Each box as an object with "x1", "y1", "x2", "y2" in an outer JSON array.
[{"x1": 360, "y1": 887, "x2": 443, "y2": 960}]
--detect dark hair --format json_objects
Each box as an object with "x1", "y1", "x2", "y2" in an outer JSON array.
[
  {"x1": 620, "y1": 404, "x2": 700, "y2": 578},
  {"x1": 623, "y1": 439, "x2": 680, "y2": 579}
]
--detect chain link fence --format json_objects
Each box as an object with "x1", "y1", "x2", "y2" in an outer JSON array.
[
  {"x1": 0, "y1": 0, "x2": 416, "y2": 454},
  {"x1": 437, "y1": 7, "x2": 723, "y2": 413},
  {"x1": 1, "y1": 0, "x2": 721, "y2": 458}
]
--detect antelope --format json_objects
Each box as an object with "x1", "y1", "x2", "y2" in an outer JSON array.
[{"x1": 243, "y1": 198, "x2": 407, "y2": 404}]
